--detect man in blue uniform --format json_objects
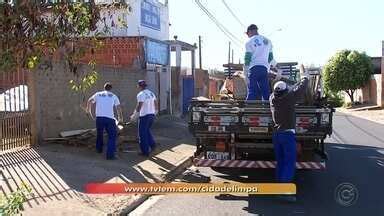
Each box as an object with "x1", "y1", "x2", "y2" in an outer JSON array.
[{"x1": 244, "y1": 24, "x2": 276, "y2": 101}]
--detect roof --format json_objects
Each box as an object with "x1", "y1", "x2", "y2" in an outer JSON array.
[{"x1": 166, "y1": 40, "x2": 197, "y2": 51}]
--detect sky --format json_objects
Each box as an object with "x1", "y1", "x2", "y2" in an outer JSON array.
[{"x1": 168, "y1": 0, "x2": 384, "y2": 69}]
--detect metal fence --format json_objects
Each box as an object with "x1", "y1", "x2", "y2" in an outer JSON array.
[{"x1": 0, "y1": 69, "x2": 31, "y2": 151}]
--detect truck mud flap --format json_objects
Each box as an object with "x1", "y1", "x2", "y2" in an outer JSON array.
[{"x1": 193, "y1": 158, "x2": 326, "y2": 170}]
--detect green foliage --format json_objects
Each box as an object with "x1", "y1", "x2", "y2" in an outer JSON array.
[
  {"x1": 324, "y1": 90, "x2": 344, "y2": 108},
  {"x1": 0, "y1": 0, "x2": 123, "y2": 91},
  {"x1": 0, "y1": 184, "x2": 32, "y2": 216},
  {"x1": 0, "y1": 1, "x2": 99, "y2": 70},
  {"x1": 69, "y1": 60, "x2": 99, "y2": 92},
  {"x1": 323, "y1": 50, "x2": 373, "y2": 103}
]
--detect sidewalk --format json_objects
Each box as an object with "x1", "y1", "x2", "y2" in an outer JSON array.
[
  {"x1": 1, "y1": 115, "x2": 196, "y2": 215},
  {"x1": 337, "y1": 107, "x2": 384, "y2": 125}
]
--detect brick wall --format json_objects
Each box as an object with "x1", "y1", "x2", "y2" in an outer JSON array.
[
  {"x1": 209, "y1": 80, "x2": 217, "y2": 98},
  {"x1": 353, "y1": 75, "x2": 382, "y2": 105},
  {"x1": 79, "y1": 37, "x2": 146, "y2": 68},
  {"x1": 195, "y1": 69, "x2": 209, "y2": 97},
  {"x1": 350, "y1": 42, "x2": 384, "y2": 106},
  {"x1": 33, "y1": 62, "x2": 146, "y2": 138}
]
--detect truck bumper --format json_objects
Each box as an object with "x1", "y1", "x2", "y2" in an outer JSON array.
[{"x1": 193, "y1": 158, "x2": 326, "y2": 170}]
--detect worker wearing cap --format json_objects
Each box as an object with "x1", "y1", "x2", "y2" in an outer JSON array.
[
  {"x1": 270, "y1": 74, "x2": 309, "y2": 190},
  {"x1": 87, "y1": 82, "x2": 123, "y2": 160},
  {"x1": 132, "y1": 80, "x2": 158, "y2": 156},
  {"x1": 244, "y1": 24, "x2": 276, "y2": 101}
]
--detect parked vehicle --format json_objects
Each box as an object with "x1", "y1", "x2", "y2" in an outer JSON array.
[{"x1": 188, "y1": 63, "x2": 334, "y2": 170}]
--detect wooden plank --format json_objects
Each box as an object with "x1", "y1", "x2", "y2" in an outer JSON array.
[
  {"x1": 277, "y1": 62, "x2": 298, "y2": 67},
  {"x1": 192, "y1": 96, "x2": 211, "y2": 101},
  {"x1": 44, "y1": 138, "x2": 69, "y2": 141},
  {"x1": 59, "y1": 129, "x2": 94, "y2": 138}
]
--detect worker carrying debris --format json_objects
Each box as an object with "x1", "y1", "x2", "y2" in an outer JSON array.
[
  {"x1": 87, "y1": 82, "x2": 123, "y2": 160},
  {"x1": 244, "y1": 24, "x2": 277, "y2": 101},
  {"x1": 131, "y1": 80, "x2": 158, "y2": 157},
  {"x1": 269, "y1": 71, "x2": 309, "y2": 201}
]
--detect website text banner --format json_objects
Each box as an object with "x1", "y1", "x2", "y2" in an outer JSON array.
[{"x1": 85, "y1": 183, "x2": 296, "y2": 195}]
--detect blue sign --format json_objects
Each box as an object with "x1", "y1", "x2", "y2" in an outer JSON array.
[
  {"x1": 141, "y1": 0, "x2": 161, "y2": 31},
  {"x1": 146, "y1": 39, "x2": 169, "y2": 66}
]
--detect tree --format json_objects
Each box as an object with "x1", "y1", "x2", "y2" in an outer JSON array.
[
  {"x1": 323, "y1": 50, "x2": 373, "y2": 104},
  {"x1": 0, "y1": 0, "x2": 128, "y2": 90}
]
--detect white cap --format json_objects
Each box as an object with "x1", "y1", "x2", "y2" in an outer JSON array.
[{"x1": 273, "y1": 81, "x2": 287, "y2": 92}]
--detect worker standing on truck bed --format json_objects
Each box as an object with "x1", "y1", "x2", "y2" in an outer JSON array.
[
  {"x1": 244, "y1": 24, "x2": 276, "y2": 101},
  {"x1": 269, "y1": 73, "x2": 309, "y2": 201}
]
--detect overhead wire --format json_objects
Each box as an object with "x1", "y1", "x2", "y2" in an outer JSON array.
[
  {"x1": 221, "y1": 0, "x2": 246, "y2": 28},
  {"x1": 194, "y1": 0, "x2": 244, "y2": 48}
]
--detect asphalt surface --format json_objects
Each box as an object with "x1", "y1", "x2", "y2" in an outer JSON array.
[{"x1": 130, "y1": 112, "x2": 384, "y2": 216}]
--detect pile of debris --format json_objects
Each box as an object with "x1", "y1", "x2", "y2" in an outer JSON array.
[{"x1": 44, "y1": 122, "x2": 138, "y2": 152}]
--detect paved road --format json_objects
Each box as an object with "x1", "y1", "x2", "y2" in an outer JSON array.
[{"x1": 130, "y1": 113, "x2": 384, "y2": 216}]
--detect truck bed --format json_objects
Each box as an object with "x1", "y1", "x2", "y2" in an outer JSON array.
[{"x1": 188, "y1": 99, "x2": 335, "y2": 170}]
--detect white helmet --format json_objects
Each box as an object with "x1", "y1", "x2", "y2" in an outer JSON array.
[{"x1": 273, "y1": 81, "x2": 287, "y2": 92}]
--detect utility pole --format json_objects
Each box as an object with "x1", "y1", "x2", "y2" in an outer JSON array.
[
  {"x1": 198, "y1": 35, "x2": 202, "y2": 69},
  {"x1": 228, "y1": 41, "x2": 231, "y2": 77},
  {"x1": 228, "y1": 41, "x2": 231, "y2": 64},
  {"x1": 232, "y1": 49, "x2": 234, "y2": 64}
]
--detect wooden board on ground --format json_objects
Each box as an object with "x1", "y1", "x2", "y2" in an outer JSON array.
[{"x1": 60, "y1": 129, "x2": 96, "y2": 138}]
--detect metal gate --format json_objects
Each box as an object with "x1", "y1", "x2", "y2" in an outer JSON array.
[
  {"x1": 0, "y1": 69, "x2": 31, "y2": 151},
  {"x1": 182, "y1": 77, "x2": 194, "y2": 114}
]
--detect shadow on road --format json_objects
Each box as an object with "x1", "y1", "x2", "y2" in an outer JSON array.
[{"x1": 209, "y1": 143, "x2": 384, "y2": 216}]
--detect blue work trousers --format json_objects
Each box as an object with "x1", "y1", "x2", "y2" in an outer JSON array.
[
  {"x1": 138, "y1": 114, "x2": 156, "y2": 156},
  {"x1": 272, "y1": 131, "x2": 297, "y2": 183},
  {"x1": 96, "y1": 117, "x2": 117, "y2": 159},
  {"x1": 246, "y1": 65, "x2": 270, "y2": 101}
]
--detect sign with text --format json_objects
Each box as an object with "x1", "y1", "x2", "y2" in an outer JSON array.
[
  {"x1": 146, "y1": 39, "x2": 169, "y2": 66},
  {"x1": 141, "y1": 0, "x2": 161, "y2": 31},
  {"x1": 85, "y1": 183, "x2": 296, "y2": 195}
]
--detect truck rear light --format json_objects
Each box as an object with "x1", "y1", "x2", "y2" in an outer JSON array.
[
  {"x1": 242, "y1": 116, "x2": 270, "y2": 126},
  {"x1": 250, "y1": 122, "x2": 260, "y2": 126},
  {"x1": 299, "y1": 117, "x2": 310, "y2": 122},
  {"x1": 249, "y1": 116, "x2": 259, "y2": 121},
  {"x1": 296, "y1": 116, "x2": 317, "y2": 126},
  {"x1": 215, "y1": 140, "x2": 226, "y2": 152},
  {"x1": 210, "y1": 116, "x2": 221, "y2": 121},
  {"x1": 204, "y1": 116, "x2": 238, "y2": 123},
  {"x1": 297, "y1": 123, "x2": 310, "y2": 128}
]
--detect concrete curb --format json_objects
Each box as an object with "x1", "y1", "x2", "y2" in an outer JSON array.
[{"x1": 116, "y1": 156, "x2": 194, "y2": 215}]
